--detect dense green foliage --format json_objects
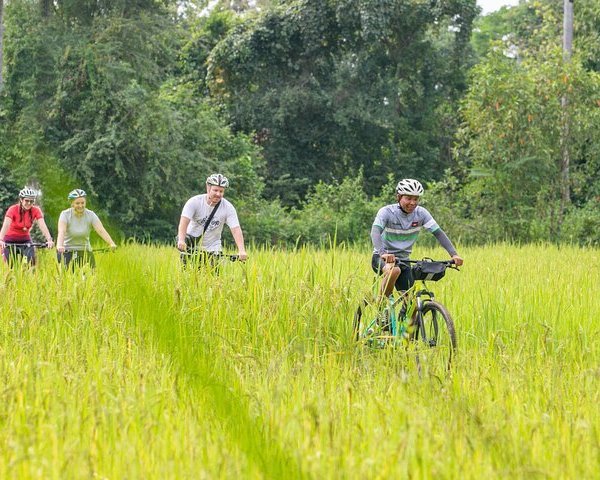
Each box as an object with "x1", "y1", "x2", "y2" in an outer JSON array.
[
  {"x1": 1, "y1": 0, "x2": 263, "y2": 239},
  {"x1": 451, "y1": 0, "x2": 600, "y2": 243},
  {"x1": 1, "y1": 0, "x2": 600, "y2": 245},
  {"x1": 208, "y1": 0, "x2": 479, "y2": 203}
]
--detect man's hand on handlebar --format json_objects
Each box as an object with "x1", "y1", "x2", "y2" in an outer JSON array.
[{"x1": 451, "y1": 255, "x2": 464, "y2": 267}]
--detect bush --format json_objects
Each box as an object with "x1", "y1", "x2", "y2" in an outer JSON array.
[
  {"x1": 291, "y1": 174, "x2": 382, "y2": 246},
  {"x1": 234, "y1": 172, "x2": 390, "y2": 248},
  {"x1": 560, "y1": 200, "x2": 600, "y2": 245},
  {"x1": 237, "y1": 197, "x2": 296, "y2": 247}
]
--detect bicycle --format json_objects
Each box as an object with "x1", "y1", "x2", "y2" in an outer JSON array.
[
  {"x1": 353, "y1": 258, "x2": 459, "y2": 372},
  {"x1": 179, "y1": 249, "x2": 242, "y2": 271},
  {"x1": 1, "y1": 241, "x2": 50, "y2": 268},
  {"x1": 57, "y1": 246, "x2": 115, "y2": 270}
]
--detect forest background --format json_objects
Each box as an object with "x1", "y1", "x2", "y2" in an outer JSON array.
[{"x1": 1, "y1": 0, "x2": 599, "y2": 247}]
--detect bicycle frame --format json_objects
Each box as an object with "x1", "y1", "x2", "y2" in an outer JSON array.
[
  {"x1": 382, "y1": 283, "x2": 435, "y2": 344},
  {"x1": 403, "y1": 285, "x2": 435, "y2": 336},
  {"x1": 1, "y1": 242, "x2": 49, "y2": 268}
]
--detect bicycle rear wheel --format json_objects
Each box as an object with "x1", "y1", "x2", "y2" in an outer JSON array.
[{"x1": 416, "y1": 300, "x2": 457, "y2": 372}]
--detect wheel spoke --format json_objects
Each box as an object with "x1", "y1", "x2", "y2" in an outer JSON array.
[{"x1": 417, "y1": 301, "x2": 457, "y2": 374}]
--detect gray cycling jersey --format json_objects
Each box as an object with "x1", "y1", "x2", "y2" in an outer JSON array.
[{"x1": 371, "y1": 204, "x2": 444, "y2": 258}]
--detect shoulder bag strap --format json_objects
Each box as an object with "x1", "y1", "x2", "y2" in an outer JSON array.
[{"x1": 202, "y1": 200, "x2": 222, "y2": 236}]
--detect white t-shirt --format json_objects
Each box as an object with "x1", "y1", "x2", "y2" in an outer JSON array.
[{"x1": 180, "y1": 194, "x2": 240, "y2": 252}]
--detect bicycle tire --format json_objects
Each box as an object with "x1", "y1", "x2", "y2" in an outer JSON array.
[{"x1": 416, "y1": 300, "x2": 457, "y2": 372}]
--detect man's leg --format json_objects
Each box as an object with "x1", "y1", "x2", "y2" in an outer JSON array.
[
  {"x1": 396, "y1": 267, "x2": 418, "y2": 336},
  {"x1": 371, "y1": 253, "x2": 400, "y2": 301},
  {"x1": 380, "y1": 262, "x2": 401, "y2": 299}
]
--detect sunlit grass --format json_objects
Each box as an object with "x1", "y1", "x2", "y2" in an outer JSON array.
[{"x1": 0, "y1": 244, "x2": 599, "y2": 478}]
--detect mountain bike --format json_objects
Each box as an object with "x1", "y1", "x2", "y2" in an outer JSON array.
[
  {"x1": 179, "y1": 249, "x2": 242, "y2": 271},
  {"x1": 1, "y1": 241, "x2": 49, "y2": 267},
  {"x1": 353, "y1": 258, "x2": 459, "y2": 372},
  {"x1": 57, "y1": 246, "x2": 115, "y2": 270}
]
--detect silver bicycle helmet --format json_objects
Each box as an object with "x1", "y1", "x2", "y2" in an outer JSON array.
[
  {"x1": 19, "y1": 187, "x2": 38, "y2": 198},
  {"x1": 395, "y1": 178, "x2": 424, "y2": 196},
  {"x1": 206, "y1": 173, "x2": 229, "y2": 188},
  {"x1": 68, "y1": 189, "x2": 87, "y2": 200}
]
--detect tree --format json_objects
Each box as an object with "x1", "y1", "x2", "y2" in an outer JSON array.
[
  {"x1": 206, "y1": 0, "x2": 479, "y2": 205},
  {"x1": 1, "y1": 0, "x2": 264, "y2": 239},
  {"x1": 457, "y1": 43, "x2": 600, "y2": 241}
]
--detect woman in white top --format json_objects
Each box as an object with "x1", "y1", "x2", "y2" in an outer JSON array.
[{"x1": 56, "y1": 189, "x2": 117, "y2": 268}]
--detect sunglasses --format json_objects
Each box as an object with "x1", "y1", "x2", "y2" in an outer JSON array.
[{"x1": 22, "y1": 199, "x2": 35, "y2": 204}]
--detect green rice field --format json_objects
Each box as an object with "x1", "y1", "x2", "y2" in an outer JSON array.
[{"x1": 1, "y1": 244, "x2": 599, "y2": 479}]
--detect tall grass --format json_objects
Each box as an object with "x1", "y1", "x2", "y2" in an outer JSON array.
[{"x1": 0, "y1": 244, "x2": 599, "y2": 478}]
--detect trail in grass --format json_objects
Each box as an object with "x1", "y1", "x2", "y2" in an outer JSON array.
[{"x1": 101, "y1": 255, "x2": 307, "y2": 480}]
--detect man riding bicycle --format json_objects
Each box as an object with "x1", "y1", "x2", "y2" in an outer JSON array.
[
  {"x1": 371, "y1": 179, "x2": 464, "y2": 299},
  {"x1": 177, "y1": 173, "x2": 248, "y2": 265}
]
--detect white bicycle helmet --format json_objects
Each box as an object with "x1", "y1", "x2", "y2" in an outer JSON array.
[
  {"x1": 68, "y1": 189, "x2": 87, "y2": 200},
  {"x1": 19, "y1": 187, "x2": 38, "y2": 198},
  {"x1": 395, "y1": 178, "x2": 424, "y2": 196},
  {"x1": 206, "y1": 173, "x2": 229, "y2": 188}
]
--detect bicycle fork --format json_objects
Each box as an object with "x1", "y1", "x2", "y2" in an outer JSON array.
[{"x1": 413, "y1": 290, "x2": 434, "y2": 344}]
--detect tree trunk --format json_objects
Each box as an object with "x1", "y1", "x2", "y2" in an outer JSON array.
[
  {"x1": 558, "y1": 0, "x2": 574, "y2": 234},
  {"x1": 41, "y1": 0, "x2": 51, "y2": 18}
]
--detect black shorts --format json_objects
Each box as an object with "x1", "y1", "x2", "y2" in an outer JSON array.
[
  {"x1": 2, "y1": 243, "x2": 36, "y2": 266},
  {"x1": 57, "y1": 250, "x2": 96, "y2": 269},
  {"x1": 180, "y1": 235, "x2": 221, "y2": 269},
  {"x1": 371, "y1": 253, "x2": 415, "y2": 292}
]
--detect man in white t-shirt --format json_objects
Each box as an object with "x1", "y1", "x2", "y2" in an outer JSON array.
[{"x1": 177, "y1": 174, "x2": 248, "y2": 263}]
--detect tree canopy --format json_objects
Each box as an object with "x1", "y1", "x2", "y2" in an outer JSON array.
[
  {"x1": 1, "y1": 0, "x2": 600, "y2": 245},
  {"x1": 206, "y1": 0, "x2": 479, "y2": 204}
]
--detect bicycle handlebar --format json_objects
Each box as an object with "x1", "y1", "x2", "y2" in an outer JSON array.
[
  {"x1": 395, "y1": 258, "x2": 455, "y2": 264},
  {"x1": 89, "y1": 247, "x2": 115, "y2": 253},
  {"x1": 179, "y1": 250, "x2": 242, "y2": 262},
  {"x1": 2, "y1": 242, "x2": 49, "y2": 248},
  {"x1": 395, "y1": 258, "x2": 458, "y2": 269}
]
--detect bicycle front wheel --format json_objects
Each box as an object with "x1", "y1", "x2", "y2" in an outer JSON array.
[{"x1": 416, "y1": 300, "x2": 457, "y2": 372}]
